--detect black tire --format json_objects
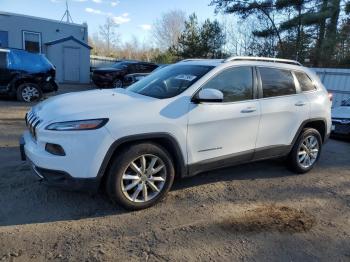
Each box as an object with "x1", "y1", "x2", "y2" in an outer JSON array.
[
  {"x1": 112, "y1": 78, "x2": 123, "y2": 88},
  {"x1": 16, "y1": 83, "x2": 43, "y2": 102},
  {"x1": 106, "y1": 143, "x2": 175, "y2": 210},
  {"x1": 287, "y1": 128, "x2": 322, "y2": 174}
]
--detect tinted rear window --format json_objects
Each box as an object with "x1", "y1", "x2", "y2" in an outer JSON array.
[
  {"x1": 259, "y1": 67, "x2": 296, "y2": 98},
  {"x1": 295, "y1": 71, "x2": 315, "y2": 92}
]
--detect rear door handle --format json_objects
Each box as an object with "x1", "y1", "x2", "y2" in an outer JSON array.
[
  {"x1": 295, "y1": 101, "x2": 306, "y2": 106},
  {"x1": 241, "y1": 107, "x2": 257, "y2": 113}
]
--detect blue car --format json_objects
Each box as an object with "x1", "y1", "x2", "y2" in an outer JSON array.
[{"x1": 0, "y1": 48, "x2": 58, "y2": 102}]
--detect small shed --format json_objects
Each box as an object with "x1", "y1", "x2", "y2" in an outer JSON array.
[{"x1": 46, "y1": 36, "x2": 92, "y2": 84}]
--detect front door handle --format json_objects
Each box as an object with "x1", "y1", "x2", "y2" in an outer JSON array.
[
  {"x1": 241, "y1": 107, "x2": 257, "y2": 113},
  {"x1": 295, "y1": 101, "x2": 306, "y2": 106}
]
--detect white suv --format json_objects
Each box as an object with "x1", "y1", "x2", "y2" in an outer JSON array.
[{"x1": 20, "y1": 57, "x2": 332, "y2": 210}]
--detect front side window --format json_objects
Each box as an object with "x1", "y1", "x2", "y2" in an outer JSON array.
[
  {"x1": 127, "y1": 64, "x2": 214, "y2": 99},
  {"x1": 295, "y1": 71, "x2": 316, "y2": 92},
  {"x1": 23, "y1": 31, "x2": 41, "y2": 53},
  {"x1": 201, "y1": 67, "x2": 254, "y2": 102},
  {"x1": 259, "y1": 67, "x2": 296, "y2": 98}
]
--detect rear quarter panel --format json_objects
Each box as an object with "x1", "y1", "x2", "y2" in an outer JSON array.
[{"x1": 303, "y1": 69, "x2": 332, "y2": 135}]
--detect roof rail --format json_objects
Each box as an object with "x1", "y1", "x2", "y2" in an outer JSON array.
[{"x1": 224, "y1": 56, "x2": 302, "y2": 66}]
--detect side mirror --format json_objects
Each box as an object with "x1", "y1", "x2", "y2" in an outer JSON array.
[{"x1": 192, "y1": 88, "x2": 224, "y2": 103}]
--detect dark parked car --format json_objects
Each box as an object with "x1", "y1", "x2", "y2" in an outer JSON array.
[
  {"x1": 331, "y1": 97, "x2": 350, "y2": 138},
  {"x1": 0, "y1": 48, "x2": 58, "y2": 102},
  {"x1": 123, "y1": 64, "x2": 170, "y2": 86},
  {"x1": 92, "y1": 60, "x2": 158, "y2": 88}
]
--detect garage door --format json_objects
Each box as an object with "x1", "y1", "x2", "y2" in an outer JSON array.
[{"x1": 63, "y1": 47, "x2": 80, "y2": 82}]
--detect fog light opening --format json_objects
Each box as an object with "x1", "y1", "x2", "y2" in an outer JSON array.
[{"x1": 45, "y1": 143, "x2": 66, "y2": 156}]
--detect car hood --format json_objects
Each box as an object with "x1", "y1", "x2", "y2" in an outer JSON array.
[
  {"x1": 32, "y1": 88, "x2": 156, "y2": 122},
  {"x1": 332, "y1": 106, "x2": 350, "y2": 119}
]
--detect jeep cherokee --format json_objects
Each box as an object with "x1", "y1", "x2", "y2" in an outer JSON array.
[{"x1": 20, "y1": 57, "x2": 331, "y2": 210}]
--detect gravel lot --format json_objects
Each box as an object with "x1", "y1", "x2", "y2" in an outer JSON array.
[{"x1": 0, "y1": 85, "x2": 349, "y2": 261}]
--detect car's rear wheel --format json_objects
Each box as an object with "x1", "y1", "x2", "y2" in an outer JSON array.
[
  {"x1": 106, "y1": 143, "x2": 175, "y2": 210},
  {"x1": 287, "y1": 128, "x2": 322, "y2": 173},
  {"x1": 112, "y1": 79, "x2": 123, "y2": 88},
  {"x1": 16, "y1": 83, "x2": 42, "y2": 102}
]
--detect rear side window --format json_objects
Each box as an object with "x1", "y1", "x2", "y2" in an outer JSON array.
[
  {"x1": 295, "y1": 71, "x2": 315, "y2": 92},
  {"x1": 259, "y1": 67, "x2": 296, "y2": 98},
  {"x1": 201, "y1": 66, "x2": 254, "y2": 102},
  {"x1": 0, "y1": 51, "x2": 7, "y2": 68}
]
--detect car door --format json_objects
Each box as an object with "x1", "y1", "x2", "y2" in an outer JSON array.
[
  {"x1": 254, "y1": 67, "x2": 309, "y2": 158},
  {"x1": 187, "y1": 66, "x2": 261, "y2": 170}
]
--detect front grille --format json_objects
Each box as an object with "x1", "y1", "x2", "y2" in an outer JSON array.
[{"x1": 25, "y1": 111, "x2": 42, "y2": 139}]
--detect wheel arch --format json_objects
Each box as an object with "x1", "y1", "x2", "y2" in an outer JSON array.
[
  {"x1": 97, "y1": 133, "x2": 187, "y2": 187},
  {"x1": 292, "y1": 118, "x2": 328, "y2": 145},
  {"x1": 11, "y1": 76, "x2": 40, "y2": 92}
]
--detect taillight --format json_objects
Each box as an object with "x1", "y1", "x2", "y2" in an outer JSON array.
[{"x1": 328, "y1": 93, "x2": 333, "y2": 102}]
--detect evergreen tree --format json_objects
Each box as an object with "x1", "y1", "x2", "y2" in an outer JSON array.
[{"x1": 172, "y1": 13, "x2": 225, "y2": 59}]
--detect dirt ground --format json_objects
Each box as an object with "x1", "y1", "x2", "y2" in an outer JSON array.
[{"x1": 0, "y1": 85, "x2": 349, "y2": 261}]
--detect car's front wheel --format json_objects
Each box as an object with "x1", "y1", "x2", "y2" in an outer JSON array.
[
  {"x1": 287, "y1": 128, "x2": 322, "y2": 173},
  {"x1": 16, "y1": 83, "x2": 43, "y2": 102},
  {"x1": 106, "y1": 143, "x2": 175, "y2": 210}
]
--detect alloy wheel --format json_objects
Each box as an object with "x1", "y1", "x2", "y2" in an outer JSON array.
[
  {"x1": 22, "y1": 85, "x2": 40, "y2": 102},
  {"x1": 297, "y1": 135, "x2": 319, "y2": 169},
  {"x1": 121, "y1": 154, "x2": 167, "y2": 203},
  {"x1": 113, "y1": 79, "x2": 123, "y2": 88}
]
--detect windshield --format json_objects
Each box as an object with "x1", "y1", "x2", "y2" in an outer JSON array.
[
  {"x1": 8, "y1": 49, "x2": 53, "y2": 73},
  {"x1": 112, "y1": 62, "x2": 128, "y2": 69},
  {"x1": 127, "y1": 64, "x2": 214, "y2": 99}
]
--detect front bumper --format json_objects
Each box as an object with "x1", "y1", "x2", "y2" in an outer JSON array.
[
  {"x1": 20, "y1": 135, "x2": 100, "y2": 192},
  {"x1": 41, "y1": 79, "x2": 59, "y2": 93}
]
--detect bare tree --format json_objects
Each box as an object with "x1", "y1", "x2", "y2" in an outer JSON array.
[
  {"x1": 152, "y1": 9, "x2": 186, "y2": 50},
  {"x1": 99, "y1": 17, "x2": 119, "y2": 55}
]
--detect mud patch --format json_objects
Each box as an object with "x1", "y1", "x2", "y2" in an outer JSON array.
[{"x1": 220, "y1": 205, "x2": 315, "y2": 233}]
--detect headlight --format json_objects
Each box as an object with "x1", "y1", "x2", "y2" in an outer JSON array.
[{"x1": 46, "y1": 118, "x2": 108, "y2": 131}]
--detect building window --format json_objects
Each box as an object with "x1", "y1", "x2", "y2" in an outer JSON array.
[
  {"x1": 23, "y1": 31, "x2": 41, "y2": 53},
  {"x1": 0, "y1": 31, "x2": 8, "y2": 48}
]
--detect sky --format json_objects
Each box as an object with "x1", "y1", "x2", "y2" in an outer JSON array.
[{"x1": 1, "y1": 0, "x2": 219, "y2": 43}]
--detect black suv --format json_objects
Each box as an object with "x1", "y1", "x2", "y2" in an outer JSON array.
[
  {"x1": 92, "y1": 60, "x2": 158, "y2": 88},
  {"x1": 0, "y1": 48, "x2": 58, "y2": 102}
]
